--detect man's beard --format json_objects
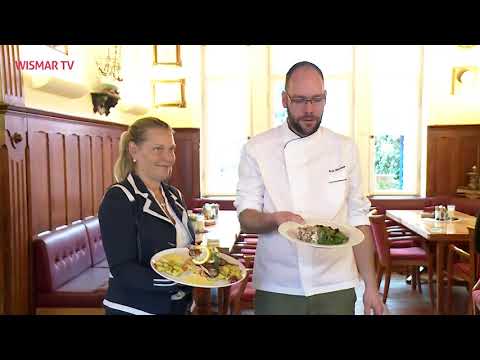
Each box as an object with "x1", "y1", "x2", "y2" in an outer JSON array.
[{"x1": 286, "y1": 108, "x2": 323, "y2": 137}]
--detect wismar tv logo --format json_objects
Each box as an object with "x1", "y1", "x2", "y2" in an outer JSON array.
[{"x1": 15, "y1": 60, "x2": 75, "y2": 70}]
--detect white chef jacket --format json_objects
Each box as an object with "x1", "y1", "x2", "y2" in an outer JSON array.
[{"x1": 234, "y1": 122, "x2": 371, "y2": 296}]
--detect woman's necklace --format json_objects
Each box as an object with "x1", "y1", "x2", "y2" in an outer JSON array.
[
  {"x1": 151, "y1": 189, "x2": 176, "y2": 225},
  {"x1": 159, "y1": 198, "x2": 176, "y2": 225}
]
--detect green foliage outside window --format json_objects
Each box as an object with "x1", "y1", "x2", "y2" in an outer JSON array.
[{"x1": 375, "y1": 134, "x2": 403, "y2": 190}]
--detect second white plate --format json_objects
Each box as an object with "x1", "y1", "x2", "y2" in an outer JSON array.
[{"x1": 278, "y1": 219, "x2": 364, "y2": 248}]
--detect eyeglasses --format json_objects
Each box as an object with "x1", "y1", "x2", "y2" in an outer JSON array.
[{"x1": 285, "y1": 91, "x2": 327, "y2": 106}]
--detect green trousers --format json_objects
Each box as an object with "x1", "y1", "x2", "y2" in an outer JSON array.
[{"x1": 255, "y1": 288, "x2": 357, "y2": 315}]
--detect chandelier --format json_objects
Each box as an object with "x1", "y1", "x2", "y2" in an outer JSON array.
[{"x1": 96, "y1": 45, "x2": 123, "y2": 82}]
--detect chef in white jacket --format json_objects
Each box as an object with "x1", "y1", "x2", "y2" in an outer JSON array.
[{"x1": 235, "y1": 61, "x2": 383, "y2": 315}]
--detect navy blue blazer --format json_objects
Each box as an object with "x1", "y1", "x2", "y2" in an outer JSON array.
[{"x1": 98, "y1": 172, "x2": 195, "y2": 315}]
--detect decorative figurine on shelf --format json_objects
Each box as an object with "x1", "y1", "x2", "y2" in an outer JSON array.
[
  {"x1": 91, "y1": 85, "x2": 120, "y2": 116},
  {"x1": 467, "y1": 165, "x2": 480, "y2": 190}
]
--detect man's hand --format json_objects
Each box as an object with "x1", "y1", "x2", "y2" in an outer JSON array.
[
  {"x1": 353, "y1": 225, "x2": 384, "y2": 315},
  {"x1": 239, "y1": 209, "x2": 304, "y2": 234},
  {"x1": 363, "y1": 286, "x2": 384, "y2": 315},
  {"x1": 272, "y1": 211, "x2": 305, "y2": 226}
]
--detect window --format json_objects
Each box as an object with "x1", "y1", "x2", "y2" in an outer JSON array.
[
  {"x1": 202, "y1": 46, "x2": 251, "y2": 196},
  {"x1": 368, "y1": 45, "x2": 423, "y2": 195},
  {"x1": 374, "y1": 135, "x2": 405, "y2": 190},
  {"x1": 203, "y1": 46, "x2": 355, "y2": 196}
]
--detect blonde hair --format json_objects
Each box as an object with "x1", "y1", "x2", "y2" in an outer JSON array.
[{"x1": 114, "y1": 117, "x2": 173, "y2": 182}]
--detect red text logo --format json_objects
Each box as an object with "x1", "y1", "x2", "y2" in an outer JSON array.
[{"x1": 15, "y1": 60, "x2": 75, "y2": 71}]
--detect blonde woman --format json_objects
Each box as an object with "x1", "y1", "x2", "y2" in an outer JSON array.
[{"x1": 99, "y1": 117, "x2": 195, "y2": 315}]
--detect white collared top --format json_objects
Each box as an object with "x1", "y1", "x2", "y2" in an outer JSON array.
[
  {"x1": 148, "y1": 186, "x2": 191, "y2": 249},
  {"x1": 235, "y1": 122, "x2": 371, "y2": 296}
]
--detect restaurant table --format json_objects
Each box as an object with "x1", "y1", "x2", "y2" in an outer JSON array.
[
  {"x1": 191, "y1": 210, "x2": 241, "y2": 315},
  {"x1": 386, "y1": 209, "x2": 476, "y2": 314},
  {"x1": 195, "y1": 210, "x2": 240, "y2": 253}
]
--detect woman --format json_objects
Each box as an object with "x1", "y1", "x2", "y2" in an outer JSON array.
[{"x1": 99, "y1": 117, "x2": 195, "y2": 315}]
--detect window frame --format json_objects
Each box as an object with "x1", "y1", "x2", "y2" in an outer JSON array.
[{"x1": 366, "y1": 45, "x2": 424, "y2": 196}]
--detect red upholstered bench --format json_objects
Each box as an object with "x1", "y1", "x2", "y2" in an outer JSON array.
[
  {"x1": 447, "y1": 197, "x2": 480, "y2": 217},
  {"x1": 369, "y1": 195, "x2": 480, "y2": 217},
  {"x1": 33, "y1": 219, "x2": 109, "y2": 315},
  {"x1": 83, "y1": 216, "x2": 109, "y2": 269},
  {"x1": 191, "y1": 198, "x2": 236, "y2": 211},
  {"x1": 369, "y1": 197, "x2": 431, "y2": 215}
]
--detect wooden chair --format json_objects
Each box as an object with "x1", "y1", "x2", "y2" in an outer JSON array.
[
  {"x1": 369, "y1": 209, "x2": 415, "y2": 238},
  {"x1": 193, "y1": 232, "x2": 257, "y2": 315},
  {"x1": 230, "y1": 232, "x2": 258, "y2": 258},
  {"x1": 220, "y1": 232, "x2": 258, "y2": 315},
  {"x1": 228, "y1": 255, "x2": 255, "y2": 315},
  {"x1": 369, "y1": 209, "x2": 426, "y2": 283},
  {"x1": 446, "y1": 227, "x2": 479, "y2": 314},
  {"x1": 369, "y1": 213, "x2": 435, "y2": 306}
]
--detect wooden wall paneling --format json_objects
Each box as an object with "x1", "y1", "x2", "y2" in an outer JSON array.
[
  {"x1": 169, "y1": 128, "x2": 200, "y2": 209},
  {"x1": 48, "y1": 132, "x2": 67, "y2": 229},
  {"x1": 103, "y1": 136, "x2": 113, "y2": 191},
  {"x1": 80, "y1": 135, "x2": 93, "y2": 218},
  {"x1": 426, "y1": 127, "x2": 437, "y2": 196},
  {"x1": 65, "y1": 134, "x2": 81, "y2": 223},
  {"x1": 427, "y1": 125, "x2": 480, "y2": 196},
  {"x1": 438, "y1": 136, "x2": 456, "y2": 195},
  {"x1": 0, "y1": 143, "x2": 6, "y2": 314},
  {"x1": 92, "y1": 136, "x2": 104, "y2": 214},
  {"x1": 427, "y1": 129, "x2": 455, "y2": 196},
  {"x1": 0, "y1": 45, "x2": 24, "y2": 106},
  {"x1": 0, "y1": 111, "x2": 30, "y2": 314},
  {"x1": 28, "y1": 130, "x2": 50, "y2": 235},
  {"x1": 1, "y1": 106, "x2": 127, "y2": 314},
  {"x1": 0, "y1": 45, "x2": 26, "y2": 313},
  {"x1": 111, "y1": 137, "x2": 119, "y2": 183},
  {"x1": 8, "y1": 117, "x2": 30, "y2": 314},
  {"x1": 27, "y1": 112, "x2": 125, "y2": 232},
  {"x1": 458, "y1": 136, "x2": 479, "y2": 188}
]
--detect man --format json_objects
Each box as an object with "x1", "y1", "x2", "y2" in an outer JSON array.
[{"x1": 234, "y1": 61, "x2": 383, "y2": 315}]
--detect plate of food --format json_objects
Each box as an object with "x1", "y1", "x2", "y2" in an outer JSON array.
[
  {"x1": 278, "y1": 219, "x2": 364, "y2": 248},
  {"x1": 151, "y1": 246, "x2": 247, "y2": 288}
]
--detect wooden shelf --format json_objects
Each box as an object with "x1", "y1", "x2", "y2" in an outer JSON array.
[{"x1": 456, "y1": 187, "x2": 480, "y2": 199}]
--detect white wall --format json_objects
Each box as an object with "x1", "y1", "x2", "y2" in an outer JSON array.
[{"x1": 19, "y1": 45, "x2": 203, "y2": 127}]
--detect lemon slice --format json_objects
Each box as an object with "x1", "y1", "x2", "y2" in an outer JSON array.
[{"x1": 191, "y1": 247, "x2": 211, "y2": 265}]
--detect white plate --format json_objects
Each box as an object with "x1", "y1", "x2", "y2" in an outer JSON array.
[
  {"x1": 278, "y1": 219, "x2": 364, "y2": 248},
  {"x1": 150, "y1": 248, "x2": 247, "y2": 289}
]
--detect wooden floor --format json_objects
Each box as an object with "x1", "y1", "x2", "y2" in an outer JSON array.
[
  {"x1": 239, "y1": 272, "x2": 473, "y2": 315},
  {"x1": 355, "y1": 273, "x2": 471, "y2": 315},
  {"x1": 368, "y1": 273, "x2": 471, "y2": 315}
]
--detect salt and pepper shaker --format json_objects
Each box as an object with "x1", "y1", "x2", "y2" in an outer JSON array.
[
  {"x1": 202, "y1": 203, "x2": 220, "y2": 220},
  {"x1": 435, "y1": 205, "x2": 447, "y2": 221}
]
